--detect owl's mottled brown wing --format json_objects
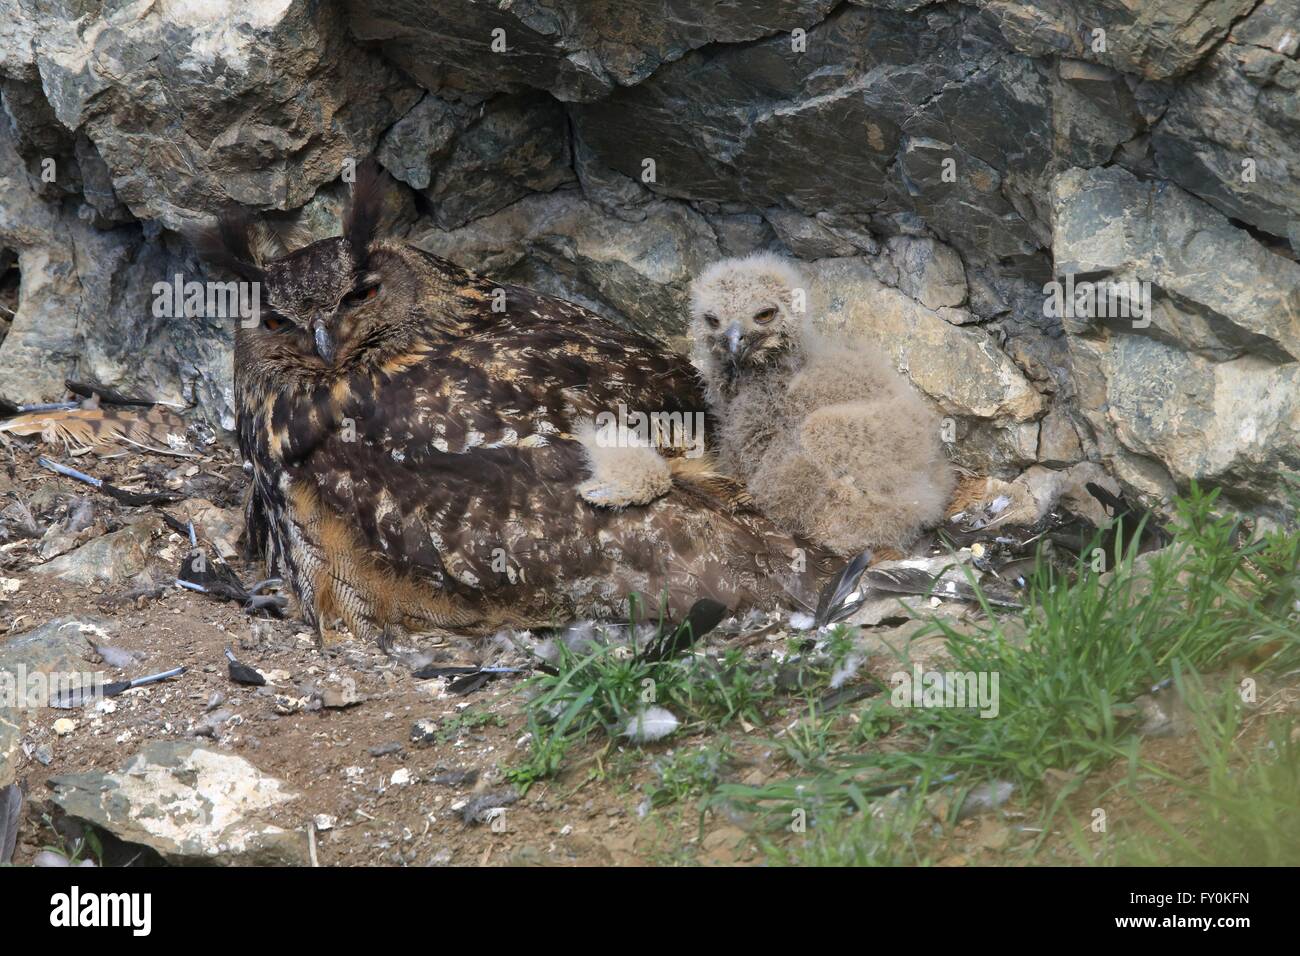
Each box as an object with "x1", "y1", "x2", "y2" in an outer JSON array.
[{"x1": 288, "y1": 289, "x2": 831, "y2": 627}]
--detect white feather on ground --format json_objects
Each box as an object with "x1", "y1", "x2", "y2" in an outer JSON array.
[{"x1": 622, "y1": 706, "x2": 680, "y2": 743}]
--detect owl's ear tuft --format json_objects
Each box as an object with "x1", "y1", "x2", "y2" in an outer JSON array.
[
  {"x1": 344, "y1": 158, "x2": 388, "y2": 268},
  {"x1": 192, "y1": 208, "x2": 266, "y2": 281}
]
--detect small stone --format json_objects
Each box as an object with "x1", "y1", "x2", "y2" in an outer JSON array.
[
  {"x1": 53, "y1": 718, "x2": 76, "y2": 736},
  {"x1": 272, "y1": 694, "x2": 307, "y2": 715},
  {"x1": 410, "y1": 718, "x2": 439, "y2": 744},
  {"x1": 319, "y1": 676, "x2": 362, "y2": 709}
]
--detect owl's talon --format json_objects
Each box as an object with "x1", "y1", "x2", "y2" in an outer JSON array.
[{"x1": 576, "y1": 432, "x2": 673, "y2": 508}]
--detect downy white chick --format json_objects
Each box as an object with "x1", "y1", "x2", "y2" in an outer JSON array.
[{"x1": 688, "y1": 252, "x2": 954, "y2": 553}]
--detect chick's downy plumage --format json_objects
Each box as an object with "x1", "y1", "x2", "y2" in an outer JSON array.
[
  {"x1": 214, "y1": 165, "x2": 852, "y2": 647},
  {"x1": 688, "y1": 253, "x2": 954, "y2": 553}
]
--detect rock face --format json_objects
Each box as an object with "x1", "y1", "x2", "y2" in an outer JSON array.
[
  {"x1": 0, "y1": 0, "x2": 1295, "y2": 513},
  {"x1": 345, "y1": 0, "x2": 839, "y2": 101},
  {"x1": 411, "y1": 192, "x2": 722, "y2": 341},
  {"x1": 1053, "y1": 166, "x2": 1300, "y2": 506},
  {"x1": 0, "y1": 120, "x2": 235, "y2": 423},
  {"x1": 22, "y1": 0, "x2": 418, "y2": 230}
]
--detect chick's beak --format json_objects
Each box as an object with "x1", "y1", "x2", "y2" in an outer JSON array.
[
  {"x1": 312, "y1": 316, "x2": 335, "y2": 365},
  {"x1": 725, "y1": 321, "x2": 742, "y2": 356}
]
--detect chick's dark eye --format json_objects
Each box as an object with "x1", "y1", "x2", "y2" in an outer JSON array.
[
  {"x1": 343, "y1": 283, "x2": 380, "y2": 308},
  {"x1": 704, "y1": 313, "x2": 720, "y2": 328},
  {"x1": 753, "y1": 307, "x2": 778, "y2": 324}
]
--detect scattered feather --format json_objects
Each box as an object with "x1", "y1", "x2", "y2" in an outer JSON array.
[
  {"x1": 819, "y1": 681, "x2": 881, "y2": 711},
  {"x1": 224, "y1": 647, "x2": 266, "y2": 686},
  {"x1": 33, "y1": 849, "x2": 96, "y2": 867},
  {"x1": 622, "y1": 706, "x2": 679, "y2": 743},
  {"x1": 48, "y1": 666, "x2": 185, "y2": 709},
  {"x1": 815, "y1": 549, "x2": 873, "y2": 626},
  {"x1": 829, "y1": 653, "x2": 864, "y2": 690},
  {"x1": 636, "y1": 598, "x2": 727, "y2": 663},
  {"x1": 38, "y1": 456, "x2": 184, "y2": 506},
  {"x1": 958, "y1": 780, "x2": 1015, "y2": 819},
  {"x1": 0, "y1": 404, "x2": 194, "y2": 457},
  {"x1": 460, "y1": 789, "x2": 519, "y2": 825}
]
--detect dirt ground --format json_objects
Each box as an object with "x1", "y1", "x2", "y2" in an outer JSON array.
[{"x1": 0, "y1": 433, "x2": 1291, "y2": 867}]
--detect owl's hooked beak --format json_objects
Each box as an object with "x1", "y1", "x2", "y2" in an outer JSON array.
[
  {"x1": 725, "y1": 321, "x2": 743, "y2": 356},
  {"x1": 312, "y1": 316, "x2": 335, "y2": 365}
]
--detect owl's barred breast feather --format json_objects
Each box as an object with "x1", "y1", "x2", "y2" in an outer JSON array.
[{"x1": 228, "y1": 174, "x2": 848, "y2": 646}]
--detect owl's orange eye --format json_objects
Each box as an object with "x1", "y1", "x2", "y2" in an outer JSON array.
[
  {"x1": 262, "y1": 315, "x2": 286, "y2": 332},
  {"x1": 344, "y1": 283, "x2": 380, "y2": 307},
  {"x1": 753, "y1": 307, "x2": 778, "y2": 324}
]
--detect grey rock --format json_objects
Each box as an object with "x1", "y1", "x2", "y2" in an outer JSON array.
[
  {"x1": 0, "y1": 77, "x2": 81, "y2": 200},
  {"x1": 73, "y1": 134, "x2": 133, "y2": 227},
  {"x1": 1053, "y1": 166, "x2": 1300, "y2": 360},
  {"x1": 766, "y1": 208, "x2": 861, "y2": 259},
  {"x1": 23, "y1": 0, "x2": 419, "y2": 229},
  {"x1": 1036, "y1": 409, "x2": 1084, "y2": 466},
  {"x1": 572, "y1": 129, "x2": 654, "y2": 221},
  {"x1": 49, "y1": 741, "x2": 307, "y2": 865},
  {"x1": 380, "y1": 91, "x2": 574, "y2": 229},
  {"x1": 806, "y1": 257, "x2": 1046, "y2": 470},
  {"x1": 347, "y1": 0, "x2": 839, "y2": 101},
  {"x1": 0, "y1": 0, "x2": 38, "y2": 79},
  {"x1": 318, "y1": 676, "x2": 362, "y2": 709},
  {"x1": 1150, "y1": 1, "x2": 1300, "y2": 245},
  {"x1": 571, "y1": 5, "x2": 1054, "y2": 278},
  {"x1": 704, "y1": 211, "x2": 775, "y2": 258},
  {"x1": 436, "y1": 94, "x2": 571, "y2": 230},
  {"x1": 375, "y1": 94, "x2": 467, "y2": 191},
  {"x1": 0, "y1": 119, "x2": 235, "y2": 424},
  {"x1": 886, "y1": 236, "x2": 968, "y2": 310},
  {"x1": 1052, "y1": 60, "x2": 1143, "y2": 168},
  {"x1": 975, "y1": 0, "x2": 1257, "y2": 80},
  {"x1": 0, "y1": 616, "x2": 105, "y2": 786},
  {"x1": 412, "y1": 191, "x2": 721, "y2": 340},
  {"x1": 31, "y1": 518, "x2": 163, "y2": 588},
  {"x1": 1071, "y1": 333, "x2": 1299, "y2": 509},
  {"x1": 1052, "y1": 166, "x2": 1300, "y2": 510}
]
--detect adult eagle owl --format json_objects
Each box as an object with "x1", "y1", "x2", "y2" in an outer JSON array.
[{"x1": 210, "y1": 164, "x2": 860, "y2": 649}]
